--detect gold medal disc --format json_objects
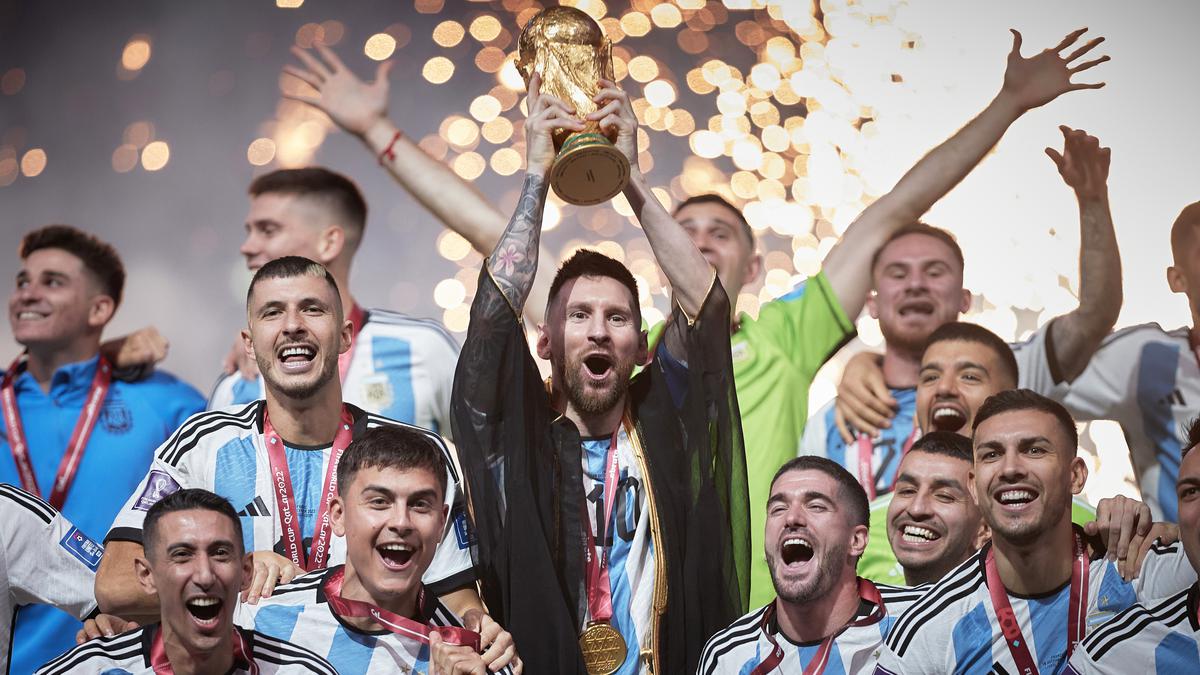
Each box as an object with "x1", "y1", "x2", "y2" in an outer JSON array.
[{"x1": 579, "y1": 621, "x2": 627, "y2": 675}]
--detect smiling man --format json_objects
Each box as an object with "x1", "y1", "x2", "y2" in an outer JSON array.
[
  {"x1": 3, "y1": 225, "x2": 205, "y2": 671},
  {"x1": 699, "y1": 456, "x2": 924, "y2": 674},
  {"x1": 875, "y1": 390, "x2": 1196, "y2": 674},
  {"x1": 41, "y1": 489, "x2": 335, "y2": 674},
  {"x1": 236, "y1": 425, "x2": 517, "y2": 673},
  {"x1": 96, "y1": 257, "x2": 478, "y2": 628}
]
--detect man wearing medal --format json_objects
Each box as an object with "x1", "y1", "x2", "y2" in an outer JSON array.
[
  {"x1": 3, "y1": 225, "x2": 206, "y2": 671},
  {"x1": 451, "y1": 42, "x2": 748, "y2": 674},
  {"x1": 235, "y1": 424, "x2": 519, "y2": 673},
  {"x1": 876, "y1": 390, "x2": 1197, "y2": 674},
  {"x1": 97, "y1": 258, "x2": 488, "y2": 636},
  {"x1": 40, "y1": 489, "x2": 337, "y2": 674},
  {"x1": 698, "y1": 456, "x2": 925, "y2": 674}
]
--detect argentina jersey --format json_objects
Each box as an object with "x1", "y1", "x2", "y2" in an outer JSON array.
[
  {"x1": 801, "y1": 387, "x2": 918, "y2": 497},
  {"x1": 208, "y1": 308, "x2": 459, "y2": 437},
  {"x1": 236, "y1": 567, "x2": 515, "y2": 675},
  {"x1": 106, "y1": 401, "x2": 475, "y2": 594},
  {"x1": 1066, "y1": 582, "x2": 1200, "y2": 674},
  {"x1": 874, "y1": 541, "x2": 1196, "y2": 674},
  {"x1": 697, "y1": 582, "x2": 926, "y2": 675},
  {"x1": 580, "y1": 424, "x2": 656, "y2": 675},
  {"x1": 1013, "y1": 324, "x2": 1200, "y2": 521}
]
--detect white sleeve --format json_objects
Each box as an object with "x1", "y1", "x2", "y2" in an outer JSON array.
[
  {"x1": 105, "y1": 420, "x2": 201, "y2": 543},
  {"x1": 1017, "y1": 325, "x2": 1143, "y2": 423},
  {"x1": 1065, "y1": 650, "x2": 1101, "y2": 674},
  {"x1": 801, "y1": 401, "x2": 835, "y2": 458},
  {"x1": 4, "y1": 494, "x2": 100, "y2": 620},
  {"x1": 1012, "y1": 321, "x2": 1070, "y2": 398},
  {"x1": 1133, "y1": 540, "x2": 1198, "y2": 602}
]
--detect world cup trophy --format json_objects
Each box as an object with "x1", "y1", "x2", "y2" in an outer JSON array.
[{"x1": 517, "y1": 6, "x2": 630, "y2": 206}]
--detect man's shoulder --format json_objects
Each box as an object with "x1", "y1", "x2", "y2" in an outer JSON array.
[
  {"x1": 697, "y1": 603, "x2": 769, "y2": 669},
  {"x1": 245, "y1": 626, "x2": 338, "y2": 674},
  {"x1": 883, "y1": 548, "x2": 986, "y2": 655},
  {"x1": 36, "y1": 625, "x2": 148, "y2": 674},
  {"x1": 156, "y1": 401, "x2": 263, "y2": 467},
  {"x1": 119, "y1": 368, "x2": 204, "y2": 400},
  {"x1": 1079, "y1": 585, "x2": 1194, "y2": 665},
  {"x1": 0, "y1": 483, "x2": 56, "y2": 525},
  {"x1": 1083, "y1": 322, "x2": 1188, "y2": 356},
  {"x1": 363, "y1": 308, "x2": 460, "y2": 350}
]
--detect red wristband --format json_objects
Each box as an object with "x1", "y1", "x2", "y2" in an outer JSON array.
[{"x1": 378, "y1": 129, "x2": 403, "y2": 165}]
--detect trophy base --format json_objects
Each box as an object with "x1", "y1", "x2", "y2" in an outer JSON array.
[{"x1": 549, "y1": 133, "x2": 630, "y2": 206}]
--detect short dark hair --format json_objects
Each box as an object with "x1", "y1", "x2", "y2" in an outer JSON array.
[
  {"x1": 972, "y1": 389, "x2": 1078, "y2": 453},
  {"x1": 246, "y1": 255, "x2": 341, "y2": 313},
  {"x1": 870, "y1": 222, "x2": 965, "y2": 277},
  {"x1": 1169, "y1": 201, "x2": 1200, "y2": 263},
  {"x1": 771, "y1": 456, "x2": 869, "y2": 528},
  {"x1": 673, "y1": 193, "x2": 755, "y2": 248},
  {"x1": 546, "y1": 249, "x2": 641, "y2": 325},
  {"x1": 924, "y1": 321, "x2": 1019, "y2": 388},
  {"x1": 1182, "y1": 416, "x2": 1200, "y2": 460},
  {"x1": 143, "y1": 489, "x2": 243, "y2": 559},
  {"x1": 249, "y1": 167, "x2": 368, "y2": 249},
  {"x1": 337, "y1": 425, "x2": 449, "y2": 500},
  {"x1": 20, "y1": 225, "x2": 126, "y2": 308},
  {"x1": 909, "y1": 430, "x2": 974, "y2": 463}
]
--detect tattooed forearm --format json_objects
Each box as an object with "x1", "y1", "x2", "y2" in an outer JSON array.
[{"x1": 486, "y1": 172, "x2": 549, "y2": 314}]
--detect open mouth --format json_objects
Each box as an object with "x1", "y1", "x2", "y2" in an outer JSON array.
[
  {"x1": 900, "y1": 524, "x2": 941, "y2": 545},
  {"x1": 185, "y1": 597, "x2": 223, "y2": 626},
  {"x1": 377, "y1": 542, "x2": 415, "y2": 570},
  {"x1": 898, "y1": 301, "x2": 935, "y2": 318},
  {"x1": 931, "y1": 405, "x2": 967, "y2": 432},
  {"x1": 995, "y1": 488, "x2": 1037, "y2": 510},
  {"x1": 583, "y1": 354, "x2": 613, "y2": 380},
  {"x1": 276, "y1": 344, "x2": 317, "y2": 370},
  {"x1": 780, "y1": 537, "x2": 814, "y2": 565},
  {"x1": 14, "y1": 310, "x2": 48, "y2": 321}
]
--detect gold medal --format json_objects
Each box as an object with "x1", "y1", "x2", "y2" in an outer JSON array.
[{"x1": 579, "y1": 621, "x2": 627, "y2": 675}]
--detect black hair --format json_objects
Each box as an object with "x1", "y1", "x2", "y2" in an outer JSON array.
[
  {"x1": 245, "y1": 255, "x2": 341, "y2": 313},
  {"x1": 546, "y1": 249, "x2": 641, "y2": 325},
  {"x1": 337, "y1": 425, "x2": 449, "y2": 500},
  {"x1": 770, "y1": 455, "x2": 869, "y2": 528},
  {"x1": 870, "y1": 222, "x2": 965, "y2": 277},
  {"x1": 143, "y1": 489, "x2": 243, "y2": 559},
  {"x1": 20, "y1": 225, "x2": 126, "y2": 308},
  {"x1": 909, "y1": 430, "x2": 974, "y2": 463},
  {"x1": 972, "y1": 389, "x2": 1078, "y2": 453},
  {"x1": 924, "y1": 321, "x2": 1019, "y2": 388}
]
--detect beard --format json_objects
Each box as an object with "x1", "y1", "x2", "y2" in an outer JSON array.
[
  {"x1": 561, "y1": 352, "x2": 636, "y2": 416},
  {"x1": 984, "y1": 486, "x2": 1068, "y2": 547},
  {"x1": 258, "y1": 348, "x2": 339, "y2": 401},
  {"x1": 767, "y1": 534, "x2": 847, "y2": 605}
]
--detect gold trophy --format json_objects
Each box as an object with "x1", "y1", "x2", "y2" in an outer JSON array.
[{"x1": 517, "y1": 6, "x2": 630, "y2": 206}]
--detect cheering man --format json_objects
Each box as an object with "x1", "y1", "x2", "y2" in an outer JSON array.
[
  {"x1": 875, "y1": 390, "x2": 1195, "y2": 674},
  {"x1": 237, "y1": 425, "x2": 518, "y2": 673},
  {"x1": 451, "y1": 72, "x2": 748, "y2": 673},
  {"x1": 40, "y1": 489, "x2": 335, "y2": 674},
  {"x1": 96, "y1": 258, "x2": 479, "y2": 623},
  {"x1": 4, "y1": 225, "x2": 205, "y2": 670},
  {"x1": 698, "y1": 457, "x2": 924, "y2": 674}
]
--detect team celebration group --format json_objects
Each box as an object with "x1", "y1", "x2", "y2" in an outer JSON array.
[{"x1": 5, "y1": 20, "x2": 1200, "y2": 675}]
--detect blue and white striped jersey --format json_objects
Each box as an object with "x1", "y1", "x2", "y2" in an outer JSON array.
[
  {"x1": 236, "y1": 566, "x2": 515, "y2": 675},
  {"x1": 874, "y1": 541, "x2": 1196, "y2": 674},
  {"x1": 697, "y1": 581, "x2": 925, "y2": 675},
  {"x1": 580, "y1": 423, "x2": 656, "y2": 675},
  {"x1": 106, "y1": 401, "x2": 475, "y2": 595},
  {"x1": 1066, "y1": 582, "x2": 1200, "y2": 674},
  {"x1": 209, "y1": 308, "x2": 459, "y2": 438},
  {"x1": 36, "y1": 624, "x2": 336, "y2": 674},
  {"x1": 1015, "y1": 323, "x2": 1200, "y2": 521}
]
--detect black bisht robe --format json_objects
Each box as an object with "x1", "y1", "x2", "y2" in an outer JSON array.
[{"x1": 450, "y1": 264, "x2": 750, "y2": 673}]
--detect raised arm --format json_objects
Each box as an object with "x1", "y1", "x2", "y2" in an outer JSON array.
[
  {"x1": 822, "y1": 27, "x2": 1110, "y2": 317},
  {"x1": 1044, "y1": 127, "x2": 1120, "y2": 382},
  {"x1": 589, "y1": 79, "x2": 713, "y2": 318},
  {"x1": 282, "y1": 44, "x2": 552, "y2": 320}
]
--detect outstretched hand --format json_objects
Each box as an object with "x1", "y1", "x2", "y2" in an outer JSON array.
[
  {"x1": 1046, "y1": 126, "x2": 1110, "y2": 201},
  {"x1": 283, "y1": 44, "x2": 392, "y2": 138},
  {"x1": 523, "y1": 72, "x2": 584, "y2": 176},
  {"x1": 1001, "y1": 28, "x2": 1109, "y2": 112},
  {"x1": 587, "y1": 78, "x2": 639, "y2": 172}
]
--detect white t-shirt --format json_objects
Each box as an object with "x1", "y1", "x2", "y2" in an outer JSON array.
[
  {"x1": 874, "y1": 540, "x2": 1196, "y2": 674},
  {"x1": 107, "y1": 401, "x2": 475, "y2": 594},
  {"x1": 1066, "y1": 582, "x2": 1200, "y2": 674},
  {"x1": 235, "y1": 566, "x2": 515, "y2": 675},
  {"x1": 209, "y1": 309, "x2": 459, "y2": 438},
  {"x1": 0, "y1": 483, "x2": 101, "y2": 674}
]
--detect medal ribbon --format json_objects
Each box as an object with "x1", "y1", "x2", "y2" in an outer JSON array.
[
  {"x1": 149, "y1": 624, "x2": 256, "y2": 674},
  {"x1": 854, "y1": 424, "x2": 920, "y2": 501},
  {"x1": 263, "y1": 405, "x2": 354, "y2": 571},
  {"x1": 1, "y1": 355, "x2": 112, "y2": 509},
  {"x1": 582, "y1": 428, "x2": 622, "y2": 624},
  {"x1": 984, "y1": 531, "x2": 1089, "y2": 675},
  {"x1": 338, "y1": 304, "x2": 365, "y2": 384},
  {"x1": 323, "y1": 567, "x2": 482, "y2": 650},
  {"x1": 750, "y1": 578, "x2": 885, "y2": 675}
]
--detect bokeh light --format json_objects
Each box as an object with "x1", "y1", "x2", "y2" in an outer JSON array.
[
  {"x1": 19, "y1": 148, "x2": 46, "y2": 177},
  {"x1": 141, "y1": 141, "x2": 170, "y2": 171},
  {"x1": 364, "y1": 33, "x2": 397, "y2": 61}
]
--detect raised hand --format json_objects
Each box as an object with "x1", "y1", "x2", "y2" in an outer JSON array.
[
  {"x1": 523, "y1": 72, "x2": 584, "y2": 176},
  {"x1": 587, "y1": 78, "x2": 638, "y2": 171},
  {"x1": 283, "y1": 44, "x2": 392, "y2": 138},
  {"x1": 1001, "y1": 28, "x2": 1109, "y2": 112},
  {"x1": 1046, "y1": 126, "x2": 1110, "y2": 201}
]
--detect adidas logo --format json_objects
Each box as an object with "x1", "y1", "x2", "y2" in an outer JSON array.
[{"x1": 237, "y1": 496, "x2": 270, "y2": 517}]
